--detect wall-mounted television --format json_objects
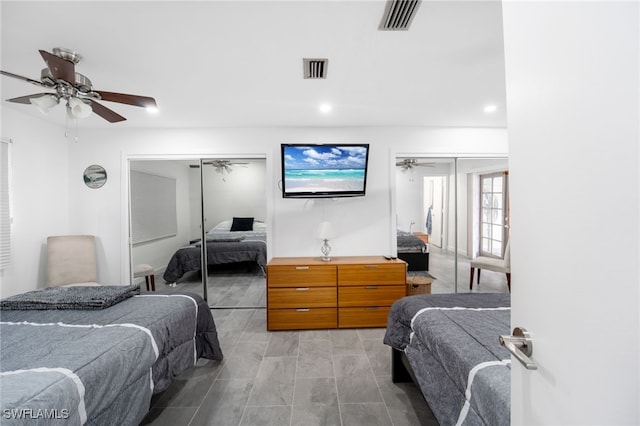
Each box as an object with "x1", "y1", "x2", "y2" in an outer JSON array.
[{"x1": 281, "y1": 143, "x2": 370, "y2": 198}]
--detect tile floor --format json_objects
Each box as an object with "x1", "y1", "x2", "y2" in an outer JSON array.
[
  {"x1": 140, "y1": 246, "x2": 509, "y2": 425},
  {"x1": 141, "y1": 309, "x2": 438, "y2": 426}
]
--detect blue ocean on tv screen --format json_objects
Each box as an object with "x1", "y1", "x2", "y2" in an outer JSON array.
[
  {"x1": 284, "y1": 168, "x2": 365, "y2": 192},
  {"x1": 283, "y1": 144, "x2": 368, "y2": 193}
]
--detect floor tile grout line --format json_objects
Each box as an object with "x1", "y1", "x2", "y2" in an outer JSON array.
[
  {"x1": 188, "y1": 309, "x2": 255, "y2": 426},
  {"x1": 328, "y1": 329, "x2": 345, "y2": 426},
  {"x1": 237, "y1": 310, "x2": 270, "y2": 426},
  {"x1": 360, "y1": 330, "x2": 396, "y2": 425},
  {"x1": 289, "y1": 331, "x2": 301, "y2": 426}
]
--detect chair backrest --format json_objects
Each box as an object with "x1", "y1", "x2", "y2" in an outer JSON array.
[
  {"x1": 47, "y1": 235, "x2": 97, "y2": 286},
  {"x1": 503, "y1": 238, "x2": 511, "y2": 268}
]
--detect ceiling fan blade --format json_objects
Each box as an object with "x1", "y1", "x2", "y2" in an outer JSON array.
[
  {"x1": 39, "y1": 49, "x2": 75, "y2": 83},
  {"x1": 0, "y1": 70, "x2": 47, "y2": 87},
  {"x1": 6, "y1": 93, "x2": 54, "y2": 104},
  {"x1": 89, "y1": 100, "x2": 126, "y2": 123},
  {"x1": 95, "y1": 91, "x2": 157, "y2": 109}
]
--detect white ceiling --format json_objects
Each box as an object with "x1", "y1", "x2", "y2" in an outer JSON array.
[{"x1": 0, "y1": 0, "x2": 507, "y2": 129}]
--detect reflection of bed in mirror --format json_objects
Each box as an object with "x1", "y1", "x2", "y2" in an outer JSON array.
[
  {"x1": 163, "y1": 218, "x2": 267, "y2": 284},
  {"x1": 397, "y1": 230, "x2": 429, "y2": 271}
]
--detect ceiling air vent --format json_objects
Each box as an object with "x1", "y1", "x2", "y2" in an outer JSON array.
[
  {"x1": 303, "y1": 58, "x2": 328, "y2": 79},
  {"x1": 379, "y1": 0, "x2": 422, "y2": 31}
]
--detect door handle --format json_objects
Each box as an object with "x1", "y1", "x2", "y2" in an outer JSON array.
[{"x1": 499, "y1": 327, "x2": 537, "y2": 370}]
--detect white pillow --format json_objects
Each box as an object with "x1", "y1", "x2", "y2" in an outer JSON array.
[
  {"x1": 208, "y1": 219, "x2": 267, "y2": 233},
  {"x1": 209, "y1": 220, "x2": 233, "y2": 233}
]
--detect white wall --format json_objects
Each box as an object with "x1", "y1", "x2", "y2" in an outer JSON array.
[
  {"x1": 0, "y1": 108, "x2": 70, "y2": 298},
  {"x1": 503, "y1": 1, "x2": 638, "y2": 424},
  {"x1": 1, "y1": 118, "x2": 507, "y2": 296},
  {"x1": 201, "y1": 159, "x2": 267, "y2": 231},
  {"x1": 395, "y1": 162, "x2": 452, "y2": 233}
]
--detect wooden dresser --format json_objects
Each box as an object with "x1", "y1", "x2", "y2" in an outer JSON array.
[{"x1": 266, "y1": 256, "x2": 407, "y2": 330}]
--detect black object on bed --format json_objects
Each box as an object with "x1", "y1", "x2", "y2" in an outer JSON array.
[
  {"x1": 384, "y1": 292, "x2": 511, "y2": 426},
  {"x1": 397, "y1": 230, "x2": 429, "y2": 271},
  {"x1": 0, "y1": 289, "x2": 223, "y2": 425},
  {"x1": 163, "y1": 230, "x2": 267, "y2": 283}
]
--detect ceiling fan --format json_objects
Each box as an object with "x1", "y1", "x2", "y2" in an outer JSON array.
[
  {"x1": 0, "y1": 47, "x2": 157, "y2": 123},
  {"x1": 396, "y1": 158, "x2": 436, "y2": 170},
  {"x1": 189, "y1": 159, "x2": 250, "y2": 173}
]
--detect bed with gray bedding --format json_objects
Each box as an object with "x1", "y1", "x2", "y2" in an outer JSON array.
[
  {"x1": 384, "y1": 293, "x2": 511, "y2": 426},
  {"x1": 0, "y1": 287, "x2": 223, "y2": 425},
  {"x1": 163, "y1": 230, "x2": 267, "y2": 283},
  {"x1": 397, "y1": 230, "x2": 429, "y2": 271}
]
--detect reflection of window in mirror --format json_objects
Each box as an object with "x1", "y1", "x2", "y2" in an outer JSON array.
[{"x1": 396, "y1": 157, "x2": 509, "y2": 295}]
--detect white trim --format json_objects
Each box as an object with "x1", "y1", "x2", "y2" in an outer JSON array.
[
  {"x1": 0, "y1": 367, "x2": 88, "y2": 424},
  {"x1": 410, "y1": 306, "x2": 511, "y2": 329},
  {"x1": 135, "y1": 293, "x2": 199, "y2": 363},
  {"x1": 0, "y1": 321, "x2": 159, "y2": 359},
  {"x1": 455, "y1": 359, "x2": 512, "y2": 426}
]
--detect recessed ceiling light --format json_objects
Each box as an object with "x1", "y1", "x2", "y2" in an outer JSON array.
[
  {"x1": 319, "y1": 104, "x2": 332, "y2": 113},
  {"x1": 484, "y1": 104, "x2": 497, "y2": 113},
  {"x1": 146, "y1": 106, "x2": 159, "y2": 114}
]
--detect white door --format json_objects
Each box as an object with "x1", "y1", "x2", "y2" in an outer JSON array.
[{"x1": 504, "y1": 2, "x2": 638, "y2": 424}]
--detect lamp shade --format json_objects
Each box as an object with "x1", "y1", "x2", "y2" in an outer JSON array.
[
  {"x1": 29, "y1": 94, "x2": 58, "y2": 114},
  {"x1": 68, "y1": 97, "x2": 92, "y2": 119},
  {"x1": 317, "y1": 221, "x2": 336, "y2": 240}
]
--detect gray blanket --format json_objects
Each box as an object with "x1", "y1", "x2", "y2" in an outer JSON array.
[
  {"x1": 0, "y1": 285, "x2": 140, "y2": 310},
  {"x1": 0, "y1": 291, "x2": 223, "y2": 426},
  {"x1": 164, "y1": 231, "x2": 267, "y2": 283},
  {"x1": 384, "y1": 293, "x2": 511, "y2": 426},
  {"x1": 397, "y1": 230, "x2": 427, "y2": 253}
]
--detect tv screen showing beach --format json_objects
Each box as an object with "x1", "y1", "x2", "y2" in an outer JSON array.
[{"x1": 282, "y1": 144, "x2": 369, "y2": 197}]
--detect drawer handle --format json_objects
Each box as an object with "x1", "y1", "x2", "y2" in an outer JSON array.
[
  {"x1": 365, "y1": 285, "x2": 379, "y2": 289},
  {"x1": 364, "y1": 265, "x2": 379, "y2": 269},
  {"x1": 296, "y1": 308, "x2": 310, "y2": 312},
  {"x1": 296, "y1": 287, "x2": 310, "y2": 291},
  {"x1": 295, "y1": 266, "x2": 310, "y2": 270}
]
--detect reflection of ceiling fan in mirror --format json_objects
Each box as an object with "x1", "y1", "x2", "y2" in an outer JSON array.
[
  {"x1": 396, "y1": 158, "x2": 436, "y2": 170},
  {"x1": 189, "y1": 159, "x2": 250, "y2": 174},
  {"x1": 0, "y1": 47, "x2": 157, "y2": 123}
]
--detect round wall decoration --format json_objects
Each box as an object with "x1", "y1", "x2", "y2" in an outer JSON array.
[{"x1": 83, "y1": 165, "x2": 107, "y2": 189}]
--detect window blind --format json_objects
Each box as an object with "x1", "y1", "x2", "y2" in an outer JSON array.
[
  {"x1": 130, "y1": 170, "x2": 177, "y2": 244},
  {"x1": 0, "y1": 140, "x2": 11, "y2": 269}
]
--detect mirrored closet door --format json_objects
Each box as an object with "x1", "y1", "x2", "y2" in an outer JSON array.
[
  {"x1": 129, "y1": 157, "x2": 267, "y2": 308},
  {"x1": 395, "y1": 156, "x2": 509, "y2": 294}
]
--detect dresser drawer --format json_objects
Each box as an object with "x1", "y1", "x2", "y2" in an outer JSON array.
[
  {"x1": 338, "y1": 285, "x2": 405, "y2": 307},
  {"x1": 338, "y1": 307, "x2": 391, "y2": 328},
  {"x1": 268, "y1": 287, "x2": 336, "y2": 309},
  {"x1": 267, "y1": 265, "x2": 336, "y2": 287},
  {"x1": 337, "y1": 263, "x2": 405, "y2": 286},
  {"x1": 268, "y1": 308, "x2": 337, "y2": 330}
]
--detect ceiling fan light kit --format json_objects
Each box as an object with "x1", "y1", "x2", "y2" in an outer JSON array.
[
  {"x1": 67, "y1": 97, "x2": 92, "y2": 119},
  {"x1": 29, "y1": 94, "x2": 58, "y2": 114},
  {"x1": 1, "y1": 47, "x2": 157, "y2": 124}
]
